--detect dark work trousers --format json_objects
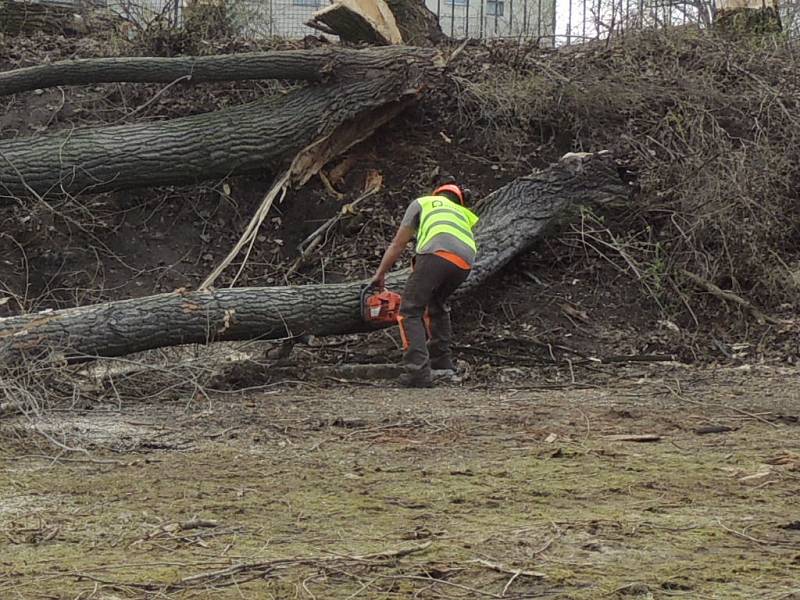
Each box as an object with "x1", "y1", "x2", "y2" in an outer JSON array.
[{"x1": 398, "y1": 253, "x2": 470, "y2": 377}]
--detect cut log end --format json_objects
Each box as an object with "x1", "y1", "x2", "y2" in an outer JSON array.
[{"x1": 307, "y1": 0, "x2": 403, "y2": 45}]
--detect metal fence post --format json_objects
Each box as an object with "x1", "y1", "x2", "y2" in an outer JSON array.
[{"x1": 567, "y1": 0, "x2": 573, "y2": 43}]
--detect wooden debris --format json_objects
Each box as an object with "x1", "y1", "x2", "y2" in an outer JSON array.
[
  {"x1": 694, "y1": 425, "x2": 735, "y2": 435},
  {"x1": 738, "y1": 470, "x2": 774, "y2": 486},
  {"x1": 307, "y1": 0, "x2": 402, "y2": 45},
  {"x1": 603, "y1": 434, "x2": 662, "y2": 443},
  {"x1": 472, "y1": 558, "x2": 546, "y2": 579},
  {"x1": 328, "y1": 156, "x2": 357, "y2": 187}
]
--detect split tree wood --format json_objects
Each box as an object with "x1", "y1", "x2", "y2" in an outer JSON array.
[
  {"x1": 0, "y1": 47, "x2": 441, "y2": 201},
  {"x1": 306, "y1": 0, "x2": 442, "y2": 45},
  {"x1": 0, "y1": 153, "x2": 629, "y2": 360},
  {"x1": 306, "y1": 0, "x2": 403, "y2": 45}
]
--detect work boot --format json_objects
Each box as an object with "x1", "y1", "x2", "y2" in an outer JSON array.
[
  {"x1": 398, "y1": 371, "x2": 432, "y2": 388},
  {"x1": 430, "y1": 357, "x2": 456, "y2": 371}
]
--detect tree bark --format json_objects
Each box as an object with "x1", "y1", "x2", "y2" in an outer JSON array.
[
  {"x1": 0, "y1": 47, "x2": 441, "y2": 202},
  {"x1": 0, "y1": 0, "x2": 85, "y2": 36},
  {"x1": 0, "y1": 46, "x2": 430, "y2": 97},
  {"x1": 0, "y1": 153, "x2": 629, "y2": 360},
  {"x1": 714, "y1": 0, "x2": 782, "y2": 35},
  {"x1": 384, "y1": 0, "x2": 445, "y2": 46}
]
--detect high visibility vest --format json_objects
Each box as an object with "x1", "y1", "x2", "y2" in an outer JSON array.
[{"x1": 415, "y1": 195, "x2": 479, "y2": 253}]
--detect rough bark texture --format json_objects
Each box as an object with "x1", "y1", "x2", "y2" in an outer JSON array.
[
  {"x1": 715, "y1": 7, "x2": 782, "y2": 34},
  {"x1": 462, "y1": 152, "x2": 627, "y2": 292},
  {"x1": 0, "y1": 154, "x2": 629, "y2": 360},
  {"x1": 0, "y1": 46, "x2": 424, "y2": 97},
  {"x1": 306, "y1": 0, "x2": 402, "y2": 45},
  {"x1": 715, "y1": 0, "x2": 781, "y2": 34},
  {"x1": 384, "y1": 0, "x2": 444, "y2": 45},
  {"x1": 0, "y1": 47, "x2": 440, "y2": 202},
  {"x1": 0, "y1": 0, "x2": 83, "y2": 36}
]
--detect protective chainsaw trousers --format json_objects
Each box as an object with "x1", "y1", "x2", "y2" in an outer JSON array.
[{"x1": 398, "y1": 253, "x2": 470, "y2": 378}]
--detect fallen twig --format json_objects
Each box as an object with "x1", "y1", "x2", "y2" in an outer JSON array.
[
  {"x1": 289, "y1": 185, "x2": 381, "y2": 275},
  {"x1": 682, "y1": 269, "x2": 783, "y2": 325},
  {"x1": 603, "y1": 434, "x2": 662, "y2": 443},
  {"x1": 471, "y1": 558, "x2": 546, "y2": 579},
  {"x1": 113, "y1": 541, "x2": 433, "y2": 591},
  {"x1": 662, "y1": 382, "x2": 779, "y2": 429}
]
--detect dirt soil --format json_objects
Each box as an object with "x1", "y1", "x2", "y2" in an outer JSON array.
[{"x1": 2, "y1": 365, "x2": 799, "y2": 599}]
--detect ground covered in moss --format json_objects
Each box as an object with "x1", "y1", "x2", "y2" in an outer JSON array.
[{"x1": 2, "y1": 364, "x2": 798, "y2": 599}]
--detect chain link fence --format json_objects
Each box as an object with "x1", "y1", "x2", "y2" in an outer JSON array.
[
  {"x1": 430, "y1": 0, "x2": 557, "y2": 40},
  {"x1": 35, "y1": 0, "x2": 800, "y2": 42}
]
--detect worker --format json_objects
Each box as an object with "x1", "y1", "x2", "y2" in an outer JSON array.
[{"x1": 370, "y1": 183, "x2": 479, "y2": 388}]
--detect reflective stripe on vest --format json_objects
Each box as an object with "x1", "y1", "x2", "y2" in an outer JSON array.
[{"x1": 416, "y1": 195, "x2": 479, "y2": 253}]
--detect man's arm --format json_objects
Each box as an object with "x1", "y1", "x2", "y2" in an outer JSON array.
[{"x1": 370, "y1": 225, "x2": 415, "y2": 289}]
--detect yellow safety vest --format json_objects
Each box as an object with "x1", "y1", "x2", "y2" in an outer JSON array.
[{"x1": 416, "y1": 195, "x2": 479, "y2": 253}]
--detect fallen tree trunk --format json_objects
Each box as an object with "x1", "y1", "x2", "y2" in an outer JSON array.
[
  {"x1": 0, "y1": 153, "x2": 628, "y2": 360},
  {"x1": 0, "y1": 47, "x2": 440, "y2": 201},
  {"x1": 0, "y1": 46, "x2": 427, "y2": 97}
]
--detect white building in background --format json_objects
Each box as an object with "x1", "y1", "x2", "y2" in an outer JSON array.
[{"x1": 428, "y1": 0, "x2": 555, "y2": 39}]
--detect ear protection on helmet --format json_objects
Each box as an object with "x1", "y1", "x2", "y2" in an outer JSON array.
[{"x1": 433, "y1": 183, "x2": 465, "y2": 205}]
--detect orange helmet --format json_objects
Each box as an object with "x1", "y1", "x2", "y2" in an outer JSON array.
[{"x1": 433, "y1": 183, "x2": 464, "y2": 205}]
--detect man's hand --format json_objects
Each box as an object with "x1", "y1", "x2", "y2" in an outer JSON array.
[
  {"x1": 370, "y1": 272, "x2": 385, "y2": 290},
  {"x1": 372, "y1": 225, "x2": 414, "y2": 290}
]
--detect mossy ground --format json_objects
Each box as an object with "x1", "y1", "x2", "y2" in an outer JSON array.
[{"x1": 2, "y1": 365, "x2": 799, "y2": 599}]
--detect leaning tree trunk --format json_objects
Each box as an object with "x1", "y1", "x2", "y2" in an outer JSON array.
[
  {"x1": 385, "y1": 0, "x2": 445, "y2": 45},
  {"x1": 0, "y1": 47, "x2": 441, "y2": 202},
  {"x1": 0, "y1": 47, "x2": 429, "y2": 97},
  {"x1": 0, "y1": 154, "x2": 628, "y2": 360}
]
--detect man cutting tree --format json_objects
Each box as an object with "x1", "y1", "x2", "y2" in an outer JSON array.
[{"x1": 370, "y1": 183, "x2": 479, "y2": 388}]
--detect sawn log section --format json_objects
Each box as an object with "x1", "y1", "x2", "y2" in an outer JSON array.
[{"x1": 0, "y1": 154, "x2": 628, "y2": 360}]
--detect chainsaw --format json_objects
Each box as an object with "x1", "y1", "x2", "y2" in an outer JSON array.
[{"x1": 360, "y1": 283, "x2": 402, "y2": 325}]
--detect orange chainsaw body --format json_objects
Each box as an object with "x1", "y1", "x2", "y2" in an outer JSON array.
[{"x1": 361, "y1": 285, "x2": 402, "y2": 325}]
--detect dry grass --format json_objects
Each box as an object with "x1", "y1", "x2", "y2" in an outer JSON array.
[
  {"x1": 2, "y1": 366, "x2": 799, "y2": 598},
  {"x1": 448, "y1": 30, "x2": 800, "y2": 324}
]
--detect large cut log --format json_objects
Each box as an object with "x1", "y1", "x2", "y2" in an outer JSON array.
[
  {"x1": 0, "y1": 153, "x2": 628, "y2": 360},
  {"x1": 0, "y1": 47, "x2": 441, "y2": 202},
  {"x1": 0, "y1": 46, "x2": 427, "y2": 97},
  {"x1": 306, "y1": 0, "x2": 403, "y2": 45}
]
